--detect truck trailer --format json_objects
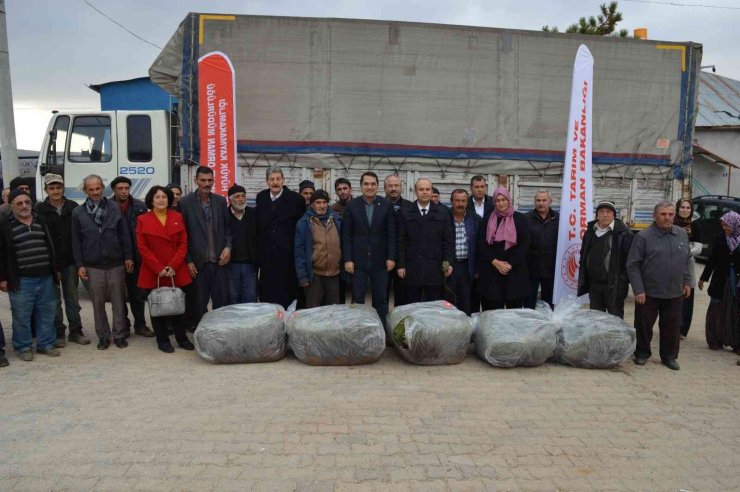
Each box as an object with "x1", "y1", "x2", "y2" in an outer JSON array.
[{"x1": 37, "y1": 13, "x2": 702, "y2": 226}]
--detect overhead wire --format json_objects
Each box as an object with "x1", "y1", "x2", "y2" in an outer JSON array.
[
  {"x1": 79, "y1": 0, "x2": 162, "y2": 49},
  {"x1": 623, "y1": 0, "x2": 740, "y2": 10}
]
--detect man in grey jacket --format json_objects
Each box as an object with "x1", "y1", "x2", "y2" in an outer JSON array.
[
  {"x1": 72, "y1": 175, "x2": 134, "y2": 350},
  {"x1": 626, "y1": 200, "x2": 691, "y2": 370}
]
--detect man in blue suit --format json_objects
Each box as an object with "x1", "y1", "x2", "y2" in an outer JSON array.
[{"x1": 342, "y1": 172, "x2": 397, "y2": 324}]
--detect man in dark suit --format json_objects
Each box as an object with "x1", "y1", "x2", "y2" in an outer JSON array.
[
  {"x1": 397, "y1": 178, "x2": 454, "y2": 303},
  {"x1": 343, "y1": 171, "x2": 396, "y2": 323},
  {"x1": 178, "y1": 166, "x2": 233, "y2": 322},
  {"x1": 446, "y1": 189, "x2": 480, "y2": 315},
  {"x1": 255, "y1": 166, "x2": 306, "y2": 309},
  {"x1": 468, "y1": 175, "x2": 493, "y2": 312},
  {"x1": 384, "y1": 174, "x2": 412, "y2": 307}
]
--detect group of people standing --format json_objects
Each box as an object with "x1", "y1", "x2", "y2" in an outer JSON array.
[{"x1": 1, "y1": 168, "x2": 739, "y2": 371}]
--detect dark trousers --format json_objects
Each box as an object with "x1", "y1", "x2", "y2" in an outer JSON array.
[
  {"x1": 151, "y1": 313, "x2": 188, "y2": 345},
  {"x1": 182, "y1": 283, "x2": 198, "y2": 329},
  {"x1": 634, "y1": 295, "x2": 682, "y2": 361},
  {"x1": 124, "y1": 266, "x2": 147, "y2": 330},
  {"x1": 259, "y1": 264, "x2": 298, "y2": 310},
  {"x1": 352, "y1": 265, "x2": 389, "y2": 324},
  {"x1": 388, "y1": 269, "x2": 407, "y2": 308},
  {"x1": 54, "y1": 264, "x2": 83, "y2": 337},
  {"x1": 406, "y1": 285, "x2": 442, "y2": 304},
  {"x1": 194, "y1": 262, "x2": 230, "y2": 320},
  {"x1": 481, "y1": 298, "x2": 524, "y2": 310},
  {"x1": 445, "y1": 260, "x2": 472, "y2": 315},
  {"x1": 471, "y1": 278, "x2": 482, "y2": 313},
  {"x1": 588, "y1": 284, "x2": 626, "y2": 319},
  {"x1": 681, "y1": 288, "x2": 695, "y2": 336},
  {"x1": 304, "y1": 274, "x2": 340, "y2": 308},
  {"x1": 338, "y1": 277, "x2": 349, "y2": 304},
  {"x1": 0, "y1": 320, "x2": 5, "y2": 356},
  {"x1": 525, "y1": 276, "x2": 554, "y2": 309}
]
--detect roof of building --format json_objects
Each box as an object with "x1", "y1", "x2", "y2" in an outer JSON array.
[
  {"x1": 88, "y1": 76, "x2": 151, "y2": 93},
  {"x1": 696, "y1": 72, "x2": 740, "y2": 128}
]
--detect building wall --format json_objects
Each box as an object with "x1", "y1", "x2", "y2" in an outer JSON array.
[
  {"x1": 99, "y1": 79, "x2": 172, "y2": 111},
  {"x1": 692, "y1": 129, "x2": 740, "y2": 198}
]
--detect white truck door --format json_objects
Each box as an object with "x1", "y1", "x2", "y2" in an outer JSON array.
[
  {"x1": 62, "y1": 114, "x2": 118, "y2": 201},
  {"x1": 115, "y1": 111, "x2": 170, "y2": 200}
]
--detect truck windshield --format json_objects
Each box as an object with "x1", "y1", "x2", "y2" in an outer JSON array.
[
  {"x1": 68, "y1": 116, "x2": 112, "y2": 163},
  {"x1": 45, "y1": 115, "x2": 70, "y2": 174}
]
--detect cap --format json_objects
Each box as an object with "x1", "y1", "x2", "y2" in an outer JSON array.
[
  {"x1": 299, "y1": 180, "x2": 315, "y2": 192},
  {"x1": 9, "y1": 189, "x2": 31, "y2": 204},
  {"x1": 310, "y1": 189, "x2": 330, "y2": 204},
  {"x1": 228, "y1": 184, "x2": 246, "y2": 196},
  {"x1": 110, "y1": 176, "x2": 132, "y2": 189},
  {"x1": 43, "y1": 173, "x2": 64, "y2": 186},
  {"x1": 596, "y1": 200, "x2": 617, "y2": 214},
  {"x1": 9, "y1": 176, "x2": 31, "y2": 190}
]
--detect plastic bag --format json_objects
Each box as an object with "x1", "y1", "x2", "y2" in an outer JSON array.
[
  {"x1": 475, "y1": 309, "x2": 558, "y2": 367},
  {"x1": 386, "y1": 301, "x2": 472, "y2": 365},
  {"x1": 545, "y1": 299, "x2": 636, "y2": 369},
  {"x1": 194, "y1": 303, "x2": 286, "y2": 364},
  {"x1": 286, "y1": 304, "x2": 385, "y2": 365}
]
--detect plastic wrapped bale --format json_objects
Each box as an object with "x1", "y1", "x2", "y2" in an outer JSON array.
[
  {"x1": 194, "y1": 303, "x2": 286, "y2": 364},
  {"x1": 386, "y1": 301, "x2": 472, "y2": 365},
  {"x1": 286, "y1": 304, "x2": 385, "y2": 365},
  {"x1": 545, "y1": 299, "x2": 636, "y2": 369},
  {"x1": 474, "y1": 309, "x2": 558, "y2": 367}
]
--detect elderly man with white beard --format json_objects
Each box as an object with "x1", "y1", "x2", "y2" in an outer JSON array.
[{"x1": 226, "y1": 184, "x2": 259, "y2": 304}]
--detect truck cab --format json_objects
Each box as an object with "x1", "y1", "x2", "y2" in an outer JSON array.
[{"x1": 36, "y1": 110, "x2": 172, "y2": 202}]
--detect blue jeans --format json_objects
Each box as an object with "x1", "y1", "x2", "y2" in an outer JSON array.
[
  {"x1": 228, "y1": 262, "x2": 257, "y2": 304},
  {"x1": 54, "y1": 264, "x2": 83, "y2": 336},
  {"x1": 9, "y1": 275, "x2": 57, "y2": 353},
  {"x1": 351, "y1": 265, "x2": 389, "y2": 325}
]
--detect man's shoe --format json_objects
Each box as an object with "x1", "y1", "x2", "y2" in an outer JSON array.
[
  {"x1": 135, "y1": 326, "x2": 155, "y2": 338},
  {"x1": 0, "y1": 354, "x2": 9, "y2": 367},
  {"x1": 663, "y1": 359, "x2": 680, "y2": 371},
  {"x1": 97, "y1": 338, "x2": 110, "y2": 350},
  {"x1": 634, "y1": 356, "x2": 647, "y2": 366},
  {"x1": 54, "y1": 337, "x2": 67, "y2": 348},
  {"x1": 122, "y1": 329, "x2": 131, "y2": 339},
  {"x1": 158, "y1": 341, "x2": 175, "y2": 353},
  {"x1": 68, "y1": 332, "x2": 91, "y2": 345},
  {"x1": 177, "y1": 339, "x2": 195, "y2": 351},
  {"x1": 114, "y1": 338, "x2": 128, "y2": 349},
  {"x1": 37, "y1": 347, "x2": 61, "y2": 357},
  {"x1": 17, "y1": 350, "x2": 34, "y2": 361}
]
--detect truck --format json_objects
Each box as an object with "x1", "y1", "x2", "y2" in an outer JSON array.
[{"x1": 36, "y1": 13, "x2": 702, "y2": 227}]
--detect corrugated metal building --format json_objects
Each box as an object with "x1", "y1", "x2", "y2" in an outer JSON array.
[
  {"x1": 89, "y1": 77, "x2": 174, "y2": 111},
  {"x1": 692, "y1": 72, "x2": 740, "y2": 197}
]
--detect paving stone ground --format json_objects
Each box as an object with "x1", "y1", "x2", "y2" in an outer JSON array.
[{"x1": 1, "y1": 264, "x2": 739, "y2": 491}]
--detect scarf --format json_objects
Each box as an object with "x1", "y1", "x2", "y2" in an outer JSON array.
[
  {"x1": 85, "y1": 196, "x2": 107, "y2": 228},
  {"x1": 674, "y1": 199, "x2": 693, "y2": 236},
  {"x1": 721, "y1": 211, "x2": 740, "y2": 252},
  {"x1": 485, "y1": 187, "x2": 517, "y2": 250}
]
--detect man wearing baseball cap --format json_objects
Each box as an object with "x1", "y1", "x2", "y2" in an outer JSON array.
[
  {"x1": 0, "y1": 189, "x2": 60, "y2": 361},
  {"x1": 35, "y1": 174, "x2": 90, "y2": 346},
  {"x1": 577, "y1": 200, "x2": 634, "y2": 319}
]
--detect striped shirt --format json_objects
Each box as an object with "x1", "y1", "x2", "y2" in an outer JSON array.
[{"x1": 9, "y1": 216, "x2": 52, "y2": 277}]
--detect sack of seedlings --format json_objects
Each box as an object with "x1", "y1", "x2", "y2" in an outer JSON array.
[
  {"x1": 286, "y1": 304, "x2": 385, "y2": 365},
  {"x1": 545, "y1": 299, "x2": 636, "y2": 369},
  {"x1": 475, "y1": 309, "x2": 558, "y2": 367},
  {"x1": 194, "y1": 303, "x2": 286, "y2": 364},
  {"x1": 387, "y1": 301, "x2": 472, "y2": 365}
]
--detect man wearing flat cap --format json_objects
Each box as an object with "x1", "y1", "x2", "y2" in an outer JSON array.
[
  {"x1": 0, "y1": 189, "x2": 60, "y2": 361},
  {"x1": 110, "y1": 176, "x2": 153, "y2": 338},
  {"x1": 226, "y1": 184, "x2": 258, "y2": 304},
  {"x1": 295, "y1": 189, "x2": 343, "y2": 308},
  {"x1": 299, "y1": 180, "x2": 315, "y2": 206},
  {"x1": 577, "y1": 200, "x2": 633, "y2": 318},
  {"x1": 34, "y1": 174, "x2": 90, "y2": 346},
  {"x1": 0, "y1": 177, "x2": 33, "y2": 218}
]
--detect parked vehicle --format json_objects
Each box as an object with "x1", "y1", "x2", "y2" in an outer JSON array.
[
  {"x1": 692, "y1": 195, "x2": 740, "y2": 259},
  {"x1": 37, "y1": 14, "x2": 702, "y2": 219}
]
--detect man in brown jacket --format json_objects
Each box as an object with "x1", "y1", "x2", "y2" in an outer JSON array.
[{"x1": 294, "y1": 190, "x2": 343, "y2": 308}]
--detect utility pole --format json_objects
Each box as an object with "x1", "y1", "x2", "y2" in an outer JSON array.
[{"x1": 0, "y1": 0, "x2": 19, "y2": 186}]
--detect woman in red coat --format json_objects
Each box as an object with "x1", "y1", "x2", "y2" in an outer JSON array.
[{"x1": 137, "y1": 185, "x2": 194, "y2": 353}]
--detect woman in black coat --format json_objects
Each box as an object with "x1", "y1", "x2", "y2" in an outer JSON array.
[
  {"x1": 477, "y1": 187, "x2": 530, "y2": 309},
  {"x1": 699, "y1": 211, "x2": 740, "y2": 353}
]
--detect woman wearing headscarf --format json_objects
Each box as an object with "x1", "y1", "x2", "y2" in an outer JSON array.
[
  {"x1": 476, "y1": 187, "x2": 531, "y2": 309},
  {"x1": 699, "y1": 210, "x2": 740, "y2": 354},
  {"x1": 674, "y1": 198, "x2": 703, "y2": 339}
]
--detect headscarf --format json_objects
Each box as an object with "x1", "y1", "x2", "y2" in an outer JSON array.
[
  {"x1": 674, "y1": 198, "x2": 693, "y2": 235},
  {"x1": 720, "y1": 211, "x2": 740, "y2": 253},
  {"x1": 485, "y1": 187, "x2": 517, "y2": 250}
]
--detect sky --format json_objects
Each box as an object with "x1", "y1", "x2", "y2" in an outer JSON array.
[{"x1": 5, "y1": 0, "x2": 740, "y2": 151}]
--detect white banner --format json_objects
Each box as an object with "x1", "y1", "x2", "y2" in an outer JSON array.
[{"x1": 553, "y1": 45, "x2": 595, "y2": 305}]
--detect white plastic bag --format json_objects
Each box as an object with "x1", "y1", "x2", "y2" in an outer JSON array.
[{"x1": 475, "y1": 308, "x2": 558, "y2": 367}]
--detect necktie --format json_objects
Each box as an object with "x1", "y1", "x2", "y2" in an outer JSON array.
[{"x1": 421, "y1": 208, "x2": 427, "y2": 216}]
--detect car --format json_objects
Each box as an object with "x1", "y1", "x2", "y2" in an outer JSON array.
[{"x1": 692, "y1": 195, "x2": 740, "y2": 259}]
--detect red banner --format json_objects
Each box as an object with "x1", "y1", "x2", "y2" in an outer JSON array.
[{"x1": 198, "y1": 51, "x2": 237, "y2": 197}]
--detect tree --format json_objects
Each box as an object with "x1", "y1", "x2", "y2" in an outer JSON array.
[{"x1": 542, "y1": 2, "x2": 629, "y2": 37}]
